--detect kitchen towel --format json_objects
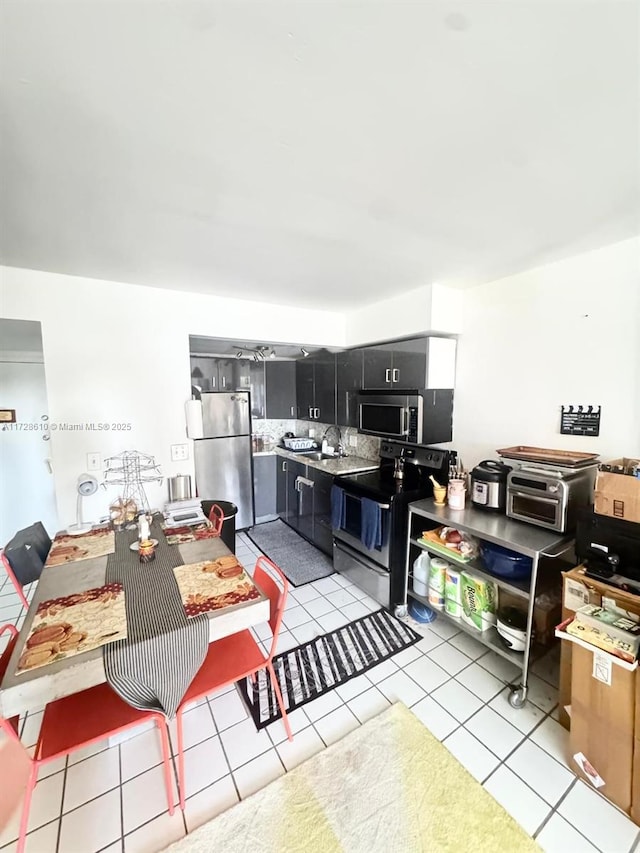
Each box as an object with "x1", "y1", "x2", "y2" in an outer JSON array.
[
  {"x1": 330, "y1": 485, "x2": 346, "y2": 530},
  {"x1": 103, "y1": 517, "x2": 209, "y2": 718},
  {"x1": 361, "y1": 497, "x2": 382, "y2": 550}
]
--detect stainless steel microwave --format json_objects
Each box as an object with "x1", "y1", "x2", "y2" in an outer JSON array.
[{"x1": 357, "y1": 389, "x2": 454, "y2": 445}]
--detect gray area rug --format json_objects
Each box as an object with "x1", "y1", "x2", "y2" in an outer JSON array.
[{"x1": 245, "y1": 519, "x2": 334, "y2": 586}]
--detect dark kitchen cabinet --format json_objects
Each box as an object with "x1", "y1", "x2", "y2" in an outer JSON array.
[
  {"x1": 216, "y1": 359, "x2": 236, "y2": 391},
  {"x1": 250, "y1": 361, "x2": 297, "y2": 420},
  {"x1": 362, "y1": 343, "x2": 396, "y2": 389},
  {"x1": 296, "y1": 351, "x2": 336, "y2": 423},
  {"x1": 276, "y1": 457, "x2": 287, "y2": 518},
  {"x1": 278, "y1": 455, "x2": 334, "y2": 555},
  {"x1": 311, "y1": 468, "x2": 334, "y2": 556},
  {"x1": 285, "y1": 459, "x2": 307, "y2": 530},
  {"x1": 392, "y1": 338, "x2": 429, "y2": 388},
  {"x1": 190, "y1": 357, "x2": 245, "y2": 392},
  {"x1": 361, "y1": 337, "x2": 456, "y2": 390},
  {"x1": 337, "y1": 348, "x2": 364, "y2": 427},
  {"x1": 297, "y1": 475, "x2": 314, "y2": 542},
  {"x1": 253, "y1": 455, "x2": 277, "y2": 522},
  {"x1": 249, "y1": 361, "x2": 266, "y2": 418},
  {"x1": 313, "y1": 351, "x2": 336, "y2": 425},
  {"x1": 265, "y1": 361, "x2": 297, "y2": 419},
  {"x1": 295, "y1": 358, "x2": 315, "y2": 420}
]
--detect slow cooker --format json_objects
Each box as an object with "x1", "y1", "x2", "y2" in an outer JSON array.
[{"x1": 470, "y1": 460, "x2": 512, "y2": 512}]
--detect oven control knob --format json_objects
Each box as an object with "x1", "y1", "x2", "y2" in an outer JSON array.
[{"x1": 548, "y1": 483, "x2": 559, "y2": 493}]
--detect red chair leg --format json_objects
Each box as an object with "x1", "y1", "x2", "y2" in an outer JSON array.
[
  {"x1": 267, "y1": 662, "x2": 293, "y2": 742},
  {"x1": 155, "y1": 717, "x2": 175, "y2": 816},
  {"x1": 17, "y1": 762, "x2": 38, "y2": 853},
  {"x1": 176, "y1": 709, "x2": 187, "y2": 811}
]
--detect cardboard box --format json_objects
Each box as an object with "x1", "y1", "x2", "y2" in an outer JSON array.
[
  {"x1": 569, "y1": 643, "x2": 636, "y2": 813},
  {"x1": 595, "y1": 458, "x2": 640, "y2": 524},
  {"x1": 559, "y1": 566, "x2": 640, "y2": 731}
]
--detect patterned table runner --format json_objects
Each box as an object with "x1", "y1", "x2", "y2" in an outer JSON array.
[
  {"x1": 103, "y1": 518, "x2": 209, "y2": 718},
  {"x1": 45, "y1": 527, "x2": 116, "y2": 567},
  {"x1": 173, "y1": 556, "x2": 261, "y2": 617},
  {"x1": 16, "y1": 583, "x2": 126, "y2": 674}
]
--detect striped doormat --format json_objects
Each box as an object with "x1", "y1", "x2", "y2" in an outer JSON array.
[{"x1": 238, "y1": 609, "x2": 421, "y2": 729}]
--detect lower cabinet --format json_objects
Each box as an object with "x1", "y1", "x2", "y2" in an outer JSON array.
[
  {"x1": 311, "y1": 469, "x2": 334, "y2": 556},
  {"x1": 274, "y1": 455, "x2": 334, "y2": 556},
  {"x1": 253, "y1": 455, "x2": 277, "y2": 522}
]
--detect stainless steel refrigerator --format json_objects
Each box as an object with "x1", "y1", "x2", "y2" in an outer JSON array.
[{"x1": 193, "y1": 392, "x2": 255, "y2": 530}]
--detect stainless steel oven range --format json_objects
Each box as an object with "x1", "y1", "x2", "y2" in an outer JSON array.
[{"x1": 332, "y1": 441, "x2": 450, "y2": 610}]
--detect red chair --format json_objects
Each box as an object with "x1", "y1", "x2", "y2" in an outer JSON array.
[
  {"x1": 1, "y1": 551, "x2": 30, "y2": 610},
  {"x1": 207, "y1": 503, "x2": 224, "y2": 536},
  {"x1": 0, "y1": 625, "x2": 176, "y2": 853},
  {"x1": 175, "y1": 555, "x2": 292, "y2": 810}
]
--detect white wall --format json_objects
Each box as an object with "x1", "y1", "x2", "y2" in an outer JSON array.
[
  {"x1": 344, "y1": 283, "x2": 463, "y2": 346},
  {"x1": 0, "y1": 267, "x2": 346, "y2": 526},
  {"x1": 451, "y1": 237, "x2": 640, "y2": 469}
]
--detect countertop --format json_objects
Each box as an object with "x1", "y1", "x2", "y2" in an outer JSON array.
[{"x1": 273, "y1": 446, "x2": 379, "y2": 476}]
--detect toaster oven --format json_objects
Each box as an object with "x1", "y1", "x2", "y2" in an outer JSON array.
[{"x1": 506, "y1": 465, "x2": 597, "y2": 533}]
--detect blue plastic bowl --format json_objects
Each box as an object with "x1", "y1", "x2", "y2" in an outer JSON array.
[
  {"x1": 480, "y1": 541, "x2": 533, "y2": 580},
  {"x1": 408, "y1": 599, "x2": 437, "y2": 623}
]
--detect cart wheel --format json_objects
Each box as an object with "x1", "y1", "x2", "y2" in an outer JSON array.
[
  {"x1": 508, "y1": 687, "x2": 527, "y2": 709},
  {"x1": 394, "y1": 605, "x2": 408, "y2": 619}
]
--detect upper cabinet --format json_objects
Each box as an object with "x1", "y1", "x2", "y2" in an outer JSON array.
[
  {"x1": 264, "y1": 361, "x2": 297, "y2": 419},
  {"x1": 361, "y1": 337, "x2": 456, "y2": 390},
  {"x1": 190, "y1": 357, "x2": 242, "y2": 392},
  {"x1": 296, "y1": 351, "x2": 336, "y2": 423},
  {"x1": 337, "y1": 348, "x2": 364, "y2": 427},
  {"x1": 250, "y1": 360, "x2": 297, "y2": 419}
]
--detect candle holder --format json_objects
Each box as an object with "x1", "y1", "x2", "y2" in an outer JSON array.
[{"x1": 138, "y1": 539, "x2": 156, "y2": 563}]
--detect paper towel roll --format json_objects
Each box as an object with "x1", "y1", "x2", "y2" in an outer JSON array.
[
  {"x1": 185, "y1": 399, "x2": 203, "y2": 439},
  {"x1": 445, "y1": 567, "x2": 462, "y2": 604}
]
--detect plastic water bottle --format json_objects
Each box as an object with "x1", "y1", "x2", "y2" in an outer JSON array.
[{"x1": 413, "y1": 553, "x2": 431, "y2": 598}]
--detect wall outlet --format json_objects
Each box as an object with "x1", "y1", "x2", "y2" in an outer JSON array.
[
  {"x1": 348, "y1": 434, "x2": 358, "y2": 447},
  {"x1": 86, "y1": 452, "x2": 102, "y2": 471},
  {"x1": 171, "y1": 443, "x2": 189, "y2": 462},
  {"x1": 309, "y1": 428, "x2": 315, "y2": 438}
]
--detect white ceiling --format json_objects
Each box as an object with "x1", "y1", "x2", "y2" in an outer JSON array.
[{"x1": 1, "y1": 1, "x2": 638, "y2": 309}]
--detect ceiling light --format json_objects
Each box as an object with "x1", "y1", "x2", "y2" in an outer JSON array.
[
  {"x1": 234, "y1": 344, "x2": 274, "y2": 360},
  {"x1": 301, "y1": 347, "x2": 310, "y2": 358}
]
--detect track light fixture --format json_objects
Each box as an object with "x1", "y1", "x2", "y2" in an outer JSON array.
[{"x1": 234, "y1": 345, "x2": 275, "y2": 361}]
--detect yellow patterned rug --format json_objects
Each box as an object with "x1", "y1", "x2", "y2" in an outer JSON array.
[{"x1": 166, "y1": 702, "x2": 539, "y2": 852}]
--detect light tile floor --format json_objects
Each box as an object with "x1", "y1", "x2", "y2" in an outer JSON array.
[{"x1": 0, "y1": 532, "x2": 638, "y2": 853}]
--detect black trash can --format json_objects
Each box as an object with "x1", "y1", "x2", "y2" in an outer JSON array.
[{"x1": 201, "y1": 500, "x2": 238, "y2": 553}]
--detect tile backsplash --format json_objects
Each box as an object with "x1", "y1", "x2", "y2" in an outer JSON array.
[{"x1": 252, "y1": 419, "x2": 380, "y2": 461}]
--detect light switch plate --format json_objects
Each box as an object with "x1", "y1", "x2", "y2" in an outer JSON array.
[
  {"x1": 86, "y1": 452, "x2": 101, "y2": 471},
  {"x1": 171, "y1": 443, "x2": 189, "y2": 462},
  {"x1": 348, "y1": 434, "x2": 358, "y2": 447}
]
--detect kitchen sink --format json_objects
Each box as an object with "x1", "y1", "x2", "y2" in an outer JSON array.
[{"x1": 300, "y1": 451, "x2": 336, "y2": 461}]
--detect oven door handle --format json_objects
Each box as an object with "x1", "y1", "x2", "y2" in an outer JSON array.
[
  {"x1": 510, "y1": 490, "x2": 558, "y2": 505},
  {"x1": 345, "y1": 494, "x2": 390, "y2": 510}
]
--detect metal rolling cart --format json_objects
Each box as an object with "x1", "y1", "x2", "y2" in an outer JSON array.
[{"x1": 402, "y1": 500, "x2": 572, "y2": 708}]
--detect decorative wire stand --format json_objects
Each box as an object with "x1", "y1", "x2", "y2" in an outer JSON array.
[{"x1": 103, "y1": 451, "x2": 163, "y2": 513}]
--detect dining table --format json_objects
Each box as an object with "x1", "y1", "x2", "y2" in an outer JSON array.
[{"x1": 0, "y1": 526, "x2": 270, "y2": 719}]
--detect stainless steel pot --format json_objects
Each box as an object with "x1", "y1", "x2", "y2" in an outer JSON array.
[{"x1": 168, "y1": 474, "x2": 192, "y2": 502}]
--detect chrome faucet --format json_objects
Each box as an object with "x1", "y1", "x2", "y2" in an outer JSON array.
[{"x1": 321, "y1": 425, "x2": 345, "y2": 456}]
